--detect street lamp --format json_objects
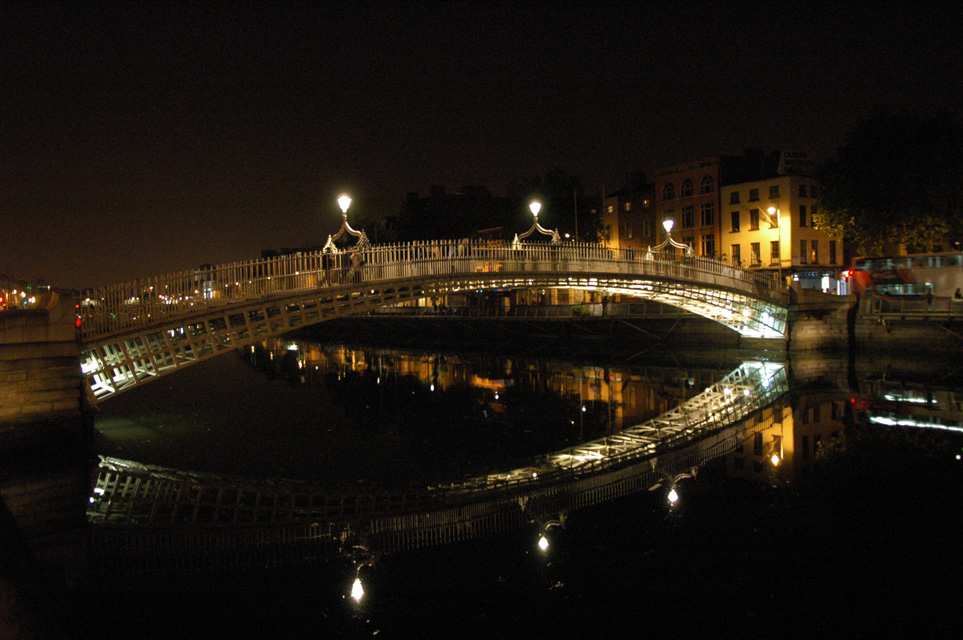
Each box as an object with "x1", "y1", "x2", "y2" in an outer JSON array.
[
  {"x1": 324, "y1": 193, "x2": 371, "y2": 253},
  {"x1": 645, "y1": 217, "x2": 693, "y2": 259},
  {"x1": 512, "y1": 200, "x2": 561, "y2": 248}
]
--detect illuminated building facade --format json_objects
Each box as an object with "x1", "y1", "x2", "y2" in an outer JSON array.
[
  {"x1": 654, "y1": 158, "x2": 721, "y2": 259},
  {"x1": 721, "y1": 172, "x2": 844, "y2": 291}
]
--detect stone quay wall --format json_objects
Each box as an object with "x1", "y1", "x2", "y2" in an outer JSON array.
[{"x1": 1, "y1": 292, "x2": 90, "y2": 596}]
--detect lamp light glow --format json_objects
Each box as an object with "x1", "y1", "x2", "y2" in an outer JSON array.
[
  {"x1": 351, "y1": 577, "x2": 364, "y2": 602},
  {"x1": 530, "y1": 201, "x2": 542, "y2": 217},
  {"x1": 662, "y1": 219, "x2": 674, "y2": 234},
  {"x1": 338, "y1": 195, "x2": 352, "y2": 214}
]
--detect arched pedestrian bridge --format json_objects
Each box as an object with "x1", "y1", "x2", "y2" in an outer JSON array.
[{"x1": 79, "y1": 240, "x2": 789, "y2": 403}]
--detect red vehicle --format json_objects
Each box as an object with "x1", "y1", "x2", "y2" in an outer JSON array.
[{"x1": 850, "y1": 252, "x2": 963, "y2": 298}]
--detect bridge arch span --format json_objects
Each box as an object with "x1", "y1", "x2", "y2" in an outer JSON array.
[{"x1": 80, "y1": 240, "x2": 788, "y2": 402}]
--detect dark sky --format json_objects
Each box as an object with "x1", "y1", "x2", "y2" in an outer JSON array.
[{"x1": 3, "y1": 2, "x2": 962, "y2": 289}]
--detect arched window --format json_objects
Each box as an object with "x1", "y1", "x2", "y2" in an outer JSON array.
[
  {"x1": 700, "y1": 175, "x2": 714, "y2": 194},
  {"x1": 662, "y1": 183, "x2": 675, "y2": 200},
  {"x1": 681, "y1": 179, "x2": 694, "y2": 197}
]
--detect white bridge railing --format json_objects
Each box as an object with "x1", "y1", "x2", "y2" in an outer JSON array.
[{"x1": 80, "y1": 239, "x2": 787, "y2": 342}]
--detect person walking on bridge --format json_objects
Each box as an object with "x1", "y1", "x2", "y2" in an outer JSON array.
[{"x1": 349, "y1": 248, "x2": 364, "y2": 282}]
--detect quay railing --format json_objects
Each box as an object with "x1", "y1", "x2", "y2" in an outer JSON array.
[{"x1": 80, "y1": 239, "x2": 787, "y2": 342}]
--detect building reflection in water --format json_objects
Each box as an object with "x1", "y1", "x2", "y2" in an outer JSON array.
[
  {"x1": 244, "y1": 337, "x2": 861, "y2": 489},
  {"x1": 724, "y1": 393, "x2": 850, "y2": 484},
  {"x1": 247, "y1": 337, "x2": 733, "y2": 444}
]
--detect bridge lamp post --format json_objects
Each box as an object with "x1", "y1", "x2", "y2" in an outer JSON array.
[
  {"x1": 512, "y1": 200, "x2": 561, "y2": 248},
  {"x1": 324, "y1": 194, "x2": 371, "y2": 253},
  {"x1": 646, "y1": 218, "x2": 693, "y2": 259}
]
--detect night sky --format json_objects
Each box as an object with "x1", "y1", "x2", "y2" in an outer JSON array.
[{"x1": 3, "y1": 2, "x2": 962, "y2": 289}]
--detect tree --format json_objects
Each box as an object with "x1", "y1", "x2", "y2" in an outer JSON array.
[{"x1": 814, "y1": 109, "x2": 963, "y2": 256}]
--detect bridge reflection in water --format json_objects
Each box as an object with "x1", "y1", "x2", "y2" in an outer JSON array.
[{"x1": 86, "y1": 359, "x2": 789, "y2": 579}]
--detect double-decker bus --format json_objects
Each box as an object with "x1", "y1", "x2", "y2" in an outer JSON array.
[{"x1": 850, "y1": 252, "x2": 963, "y2": 297}]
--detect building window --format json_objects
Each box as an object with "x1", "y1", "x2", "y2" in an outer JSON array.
[
  {"x1": 750, "y1": 209, "x2": 760, "y2": 230},
  {"x1": 799, "y1": 205, "x2": 807, "y2": 227},
  {"x1": 623, "y1": 222, "x2": 633, "y2": 239},
  {"x1": 730, "y1": 191, "x2": 740, "y2": 204},
  {"x1": 799, "y1": 184, "x2": 808, "y2": 198},
  {"x1": 642, "y1": 219, "x2": 653, "y2": 237},
  {"x1": 700, "y1": 175, "x2": 714, "y2": 194},
  {"x1": 751, "y1": 243, "x2": 761, "y2": 266},
  {"x1": 643, "y1": 198, "x2": 651, "y2": 207},
  {"x1": 829, "y1": 240, "x2": 837, "y2": 265},
  {"x1": 700, "y1": 202, "x2": 714, "y2": 226},
  {"x1": 769, "y1": 185, "x2": 780, "y2": 198},
  {"x1": 731, "y1": 244, "x2": 741, "y2": 265},
  {"x1": 810, "y1": 239, "x2": 818, "y2": 264},
  {"x1": 681, "y1": 205, "x2": 695, "y2": 229},
  {"x1": 749, "y1": 189, "x2": 759, "y2": 202},
  {"x1": 770, "y1": 240, "x2": 780, "y2": 265},
  {"x1": 662, "y1": 183, "x2": 675, "y2": 200},
  {"x1": 730, "y1": 211, "x2": 740, "y2": 232},
  {"x1": 625, "y1": 201, "x2": 632, "y2": 211},
  {"x1": 702, "y1": 233, "x2": 715, "y2": 258},
  {"x1": 681, "y1": 179, "x2": 693, "y2": 197},
  {"x1": 607, "y1": 205, "x2": 614, "y2": 213},
  {"x1": 811, "y1": 185, "x2": 818, "y2": 199},
  {"x1": 800, "y1": 240, "x2": 808, "y2": 264}
]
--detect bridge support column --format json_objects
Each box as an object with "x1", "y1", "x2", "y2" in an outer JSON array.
[{"x1": 1, "y1": 293, "x2": 92, "y2": 621}]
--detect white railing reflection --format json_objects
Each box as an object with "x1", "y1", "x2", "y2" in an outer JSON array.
[{"x1": 80, "y1": 240, "x2": 787, "y2": 341}]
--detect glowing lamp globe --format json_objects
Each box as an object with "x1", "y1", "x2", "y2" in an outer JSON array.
[{"x1": 338, "y1": 195, "x2": 352, "y2": 214}]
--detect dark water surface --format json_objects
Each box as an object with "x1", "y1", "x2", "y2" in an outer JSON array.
[{"x1": 60, "y1": 334, "x2": 963, "y2": 638}]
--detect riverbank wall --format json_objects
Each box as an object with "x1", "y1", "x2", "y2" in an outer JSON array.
[{"x1": 1, "y1": 294, "x2": 91, "y2": 615}]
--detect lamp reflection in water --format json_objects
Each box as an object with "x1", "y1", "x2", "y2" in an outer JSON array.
[
  {"x1": 536, "y1": 511, "x2": 568, "y2": 553},
  {"x1": 347, "y1": 544, "x2": 375, "y2": 604},
  {"x1": 649, "y1": 466, "x2": 698, "y2": 506}
]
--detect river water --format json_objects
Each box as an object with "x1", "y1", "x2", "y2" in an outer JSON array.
[{"x1": 69, "y1": 326, "x2": 963, "y2": 638}]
